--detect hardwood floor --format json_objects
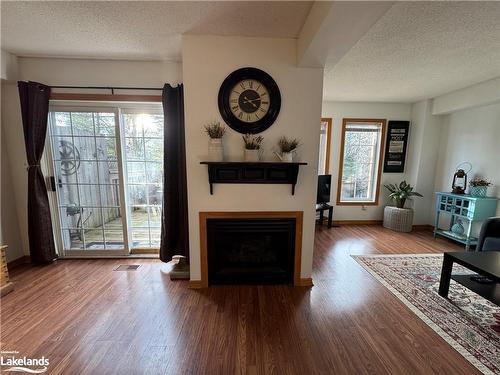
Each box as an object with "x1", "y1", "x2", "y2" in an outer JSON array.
[{"x1": 1, "y1": 225, "x2": 480, "y2": 374}]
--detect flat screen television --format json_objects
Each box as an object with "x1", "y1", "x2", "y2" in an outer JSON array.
[{"x1": 317, "y1": 175, "x2": 331, "y2": 204}]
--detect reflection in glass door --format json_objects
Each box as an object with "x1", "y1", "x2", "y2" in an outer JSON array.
[{"x1": 48, "y1": 109, "x2": 127, "y2": 253}]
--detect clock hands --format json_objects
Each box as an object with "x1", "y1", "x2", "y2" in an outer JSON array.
[{"x1": 242, "y1": 96, "x2": 261, "y2": 108}]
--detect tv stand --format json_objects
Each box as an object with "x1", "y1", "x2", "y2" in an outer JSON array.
[{"x1": 316, "y1": 203, "x2": 333, "y2": 228}]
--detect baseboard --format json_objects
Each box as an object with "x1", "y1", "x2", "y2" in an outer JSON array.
[
  {"x1": 333, "y1": 220, "x2": 383, "y2": 226},
  {"x1": 0, "y1": 282, "x2": 14, "y2": 297},
  {"x1": 188, "y1": 280, "x2": 206, "y2": 289},
  {"x1": 412, "y1": 225, "x2": 434, "y2": 231},
  {"x1": 130, "y1": 248, "x2": 159, "y2": 255},
  {"x1": 189, "y1": 278, "x2": 313, "y2": 288},
  {"x1": 295, "y1": 277, "x2": 314, "y2": 287},
  {"x1": 7, "y1": 256, "x2": 31, "y2": 269}
]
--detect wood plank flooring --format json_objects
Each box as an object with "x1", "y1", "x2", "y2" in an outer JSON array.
[{"x1": 0, "y1": 225, "x2": 480, "y2": 374}]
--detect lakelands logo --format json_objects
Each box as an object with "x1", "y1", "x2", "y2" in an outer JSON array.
[{"x1": 0, "y1": 352, "x2": 49, "y2": 373}]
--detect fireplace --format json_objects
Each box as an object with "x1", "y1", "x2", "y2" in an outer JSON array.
[
  {"x1": 198, "y1": 212, "x2": 304, "y2": 287},
  {"x1": 207, "y1": 218, "x2": 295, "y2": 284}
]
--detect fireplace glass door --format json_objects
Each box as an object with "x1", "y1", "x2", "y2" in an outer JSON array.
[{"x1": 207, "y1": 218, "x2": 296, "y2": 284}]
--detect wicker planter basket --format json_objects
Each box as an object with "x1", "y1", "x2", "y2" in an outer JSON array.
[{"x1": 383, "y1": 206, "x2": 414, "y2": 232}]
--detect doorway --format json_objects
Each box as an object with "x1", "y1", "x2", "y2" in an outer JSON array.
[{"x1": 45, "y1": 104, "x2": 163, "y2": 256}]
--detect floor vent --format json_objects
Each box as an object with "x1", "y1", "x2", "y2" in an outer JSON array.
[{"x1": 115, "y1": 265, "x2": 140, "y2": 271}]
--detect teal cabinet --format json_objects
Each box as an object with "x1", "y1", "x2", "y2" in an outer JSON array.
[{"x1": 434, "y1": 192, "x2": 498, "y2": 250}]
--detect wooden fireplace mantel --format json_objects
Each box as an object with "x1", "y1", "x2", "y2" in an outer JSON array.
[{"x1": 190, "y1": 211, "x2": 313, "y2": 289}]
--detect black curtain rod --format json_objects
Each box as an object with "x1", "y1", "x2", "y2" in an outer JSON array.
[{"x1": 50, "y1": 85, "x2": 163, "y2": 92}]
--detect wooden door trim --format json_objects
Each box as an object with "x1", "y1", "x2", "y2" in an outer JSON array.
[{"x1": 50, "y1": 93, "x2": 162, "y2": 102}]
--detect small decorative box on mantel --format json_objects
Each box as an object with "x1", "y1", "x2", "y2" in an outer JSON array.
[{"x1": 200, "y1": 161, "x2": 307, "y2": 195}]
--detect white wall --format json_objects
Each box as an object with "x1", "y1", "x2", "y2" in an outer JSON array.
[
  {"x1": 406, "y1": 100, "x2": 443, "y2": 225},
  {"x1": 321, "y1": 101, "x2": 412, "y2": 221},
  {"x1": 183, "y1": 35, "x2": 324, "y2": 281},
  {"x1": 434, "y1": 102, "x2": 500, "y2": 229},
  {"x1": 432, "y1": 77, "x2": 500, "y2": 115},
  {"x1": 1, "y1": 50, "x2": 18, "y2": 81},
  {"x1": 18, "y1": 57, "x2": 181, "y2": 88},
  {"x1": 1, "y1": 57, "x2": 182, "y2": 259},
  {"x1": 0, "y1": 50, "x2": 23, "y2": 261},
  {"x1": 1, "y1": 129, "x2": 24, "y2": 262}
]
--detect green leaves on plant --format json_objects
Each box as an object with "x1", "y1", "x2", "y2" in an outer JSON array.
[{"x1": 384, "y1": 180, "x2": 423, "y2": 201}]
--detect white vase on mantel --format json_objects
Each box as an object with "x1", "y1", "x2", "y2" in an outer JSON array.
[
  {"x1": 244, "y1": 149, "x2": 260, "y2": 162},
  {"x1": 208, "y1": 138, "x2": 224, "y2": 161}
]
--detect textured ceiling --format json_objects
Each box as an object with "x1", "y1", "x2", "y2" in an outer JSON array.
[
  {"x1": 1, "y1": 1, "x2": 313, "y2": 61},
  {"x1": 323, "y1": 2, "x2": 500, "y2": 102}
]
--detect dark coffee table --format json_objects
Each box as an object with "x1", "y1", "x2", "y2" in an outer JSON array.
[{"x1": 439, "y1": 251, "x2": 500, "y2": 306}]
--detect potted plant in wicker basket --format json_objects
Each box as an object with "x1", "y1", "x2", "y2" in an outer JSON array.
[
  {"x1": 383, "y1": 181, "x2": 423, "y2": 232},
  {"x1": 469, "y1": 177, "x2": 492, "y2": 198}
]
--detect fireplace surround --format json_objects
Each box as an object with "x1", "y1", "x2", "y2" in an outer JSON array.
[{"x1": 196, "y1": 211, "x2": 309, "y2": 287}]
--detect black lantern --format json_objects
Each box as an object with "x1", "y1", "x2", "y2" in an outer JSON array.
[{"x1": 452, "y1": 162, "x2": 471, "y2": 195}]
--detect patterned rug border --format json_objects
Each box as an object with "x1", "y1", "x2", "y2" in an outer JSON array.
[{"x1": 351, "y1": 254, "x2": 494, "y2": 375}]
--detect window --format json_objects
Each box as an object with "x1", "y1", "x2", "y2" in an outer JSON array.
[
  {"x1": 47, "y1": 104, "x2": 164, "y2": 254},
  {"x1": 318, "y1": 118, "x2": 332, "y2": 175},
  {"x1": 337, "y1": 118, "x2": 386, "y2": 205}
]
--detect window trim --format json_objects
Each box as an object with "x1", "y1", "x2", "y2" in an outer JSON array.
[{"x1": 336, "y1": 118, "x2": 386, "y2": 206}]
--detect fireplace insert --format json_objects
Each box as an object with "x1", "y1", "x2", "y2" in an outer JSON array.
[{"x1": 207, "y1": 218, "x2": 296, "y2": 284}]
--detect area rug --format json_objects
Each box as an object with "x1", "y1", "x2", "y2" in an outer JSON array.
[{"x1": 352, "y1": 254, "x2": 499, "y2": 375}]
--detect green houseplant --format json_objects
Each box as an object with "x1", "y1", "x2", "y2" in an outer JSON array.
[
  {"x1": 384, "y1": 181, "x2": 423, "y2": 209},
  {"x1": 383, "y1": 181, "x2": 423, "y2": 233}
]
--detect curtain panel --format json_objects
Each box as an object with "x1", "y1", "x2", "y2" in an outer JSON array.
[
  {"x1": 18, "y1": 81, "x2": 57, "y2": 263},
  {"x1": 160, "y1": 84, "x2": 190, "y2": 262}
]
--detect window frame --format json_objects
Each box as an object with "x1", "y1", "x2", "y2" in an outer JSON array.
[{"x1": 336, "y1": 118, "x2": 386, "y2": 206}]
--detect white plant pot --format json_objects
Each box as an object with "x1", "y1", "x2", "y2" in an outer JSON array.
[
  {"x1": 280, "y1": 152, "x2": 293, "y2": 162},
  {"x1": 208, "y1": 138, "x2": 224, "y2": 161},
  {"x1": 244, "y1": 149, "x2": 260, "y2": 162},
  {"x1": 383, "y1": 206, "x2": 414, "y2": 232}
]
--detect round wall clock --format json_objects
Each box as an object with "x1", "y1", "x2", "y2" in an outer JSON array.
[{"x1": 218, "y1": 67, "x2": 281, "y2": 134}]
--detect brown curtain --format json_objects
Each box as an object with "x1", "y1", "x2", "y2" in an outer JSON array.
[
  {"x1": 18, "y1": 81, "x2": 57, "y2": 264},
  {"x1": 160, "y1": 84, "x2": 189, "y2": 262}
]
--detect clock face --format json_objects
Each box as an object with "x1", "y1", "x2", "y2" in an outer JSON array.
[
  {"x1": 229, "y1": 80, "x2": 270, "y2": 123},
  {"x1": 218, "y1": 67, "x2": 281, "y2": 134}
]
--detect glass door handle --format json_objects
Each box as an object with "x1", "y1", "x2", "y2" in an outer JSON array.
[
  {"x1": 48, "y1": 176, "x2": 57, "y2": 192},
  {"x1": 48, "y1": 176, "x2": 63, "y2": 191}
]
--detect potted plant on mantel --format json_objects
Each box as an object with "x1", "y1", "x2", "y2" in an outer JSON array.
[
  {"x1": 275, "y1": 136, "x2": 300, "y2": 162},
  {"x1": 383, "y1": 181, "x2": 423, "y2": 232},
  {"x1": 242, "y1": 134, "x2": 264, "y2": 162},
  {"x1": 204, "y1": 121, "x2": 226, "y2": 161}
]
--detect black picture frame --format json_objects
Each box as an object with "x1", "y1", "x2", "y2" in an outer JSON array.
[
  {"x1": 383, "y1": 121, "x2": 410, "y2": 173},
  {"x1": 218, "y1": 67, "x2": 281, "y2": 134}
]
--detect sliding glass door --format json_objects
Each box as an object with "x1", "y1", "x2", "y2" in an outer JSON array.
[
  {"x1": 122, "y1": 112, "x2": 164, "y2": 249},
  {"x1": 46, "y1": 104, "x2": 163, "y2": 256}
]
